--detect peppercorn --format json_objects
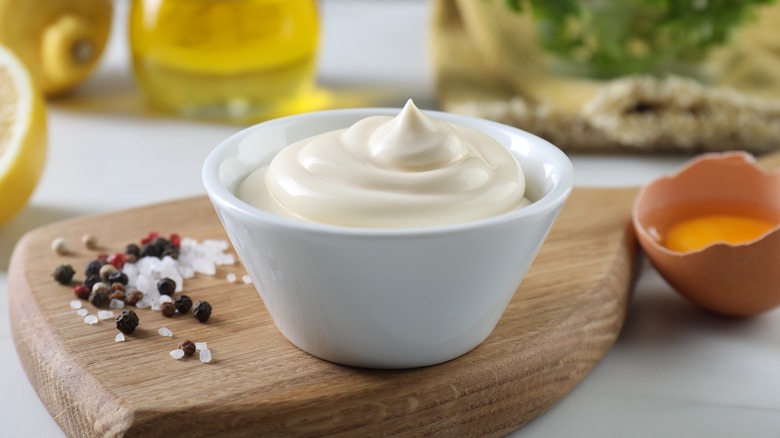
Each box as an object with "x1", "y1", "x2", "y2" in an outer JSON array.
[
  {"x1": 84, "y1": 275, "x2": 102, "y2": 291},
  {"x1": 96, "y1": 253, "x2": 109, "y2": 263},
  {"x1": 178, "y1": 340, "x2": 196, "y2": 356},
  {"x1": 108, "y1": 271, "x2": 128, "y2": 286},
  {"x1": 99, "y1": 264, "x2": 117, "y2": 281},
  {"x1": 125, "y1": 290, "x2": 144, "y2": 306},
  {"x1": 84, "y1": 260, "x2": 104, "y2": 277},
  {"x1": 51, "y1": 237, "x2": 69, "y2": 255},
  {"x1": 81, "y1": 234, "x2": 98, "y2": 250},
  {"x1": 174, "y1": 295, "x2": 192, "y2": 314},
  {"x1": 115, "y1": 310, "x2": 139, "y2": 335},
  {"x1": 140, "y1": 231, "x2": 159, "y2": 246},
  {"x1": 125, "y1": 243, "x2": 141, "y2": 258},
  {"x1": 110, "y1": 282, "x2": 126, "y2": 293},
  {"x1": 108, "y1": 253, "x2": 127, "y2": 270},
  {"x1": 89, "y1": 284, "x2": 110, "y2": 307},
  {"x1": 125, "y1": 253, "x2": 138, "y2": 264},
  {"x1": 156, "y1": 277, "x2": 176, "y2": 296},
  {"x1": 140, "y1": 243, "x2": 161, "y2": 258},
  {"x1": 73, "y1": 284, "x2": 90, "y2": 300},
  {"x1": 52, "y1": 264, "x2": 76, "y2": 285},
  {"x1": 160, "y1": 302, "x2": 176, "y2": 317},
  {"x1": 192, "y1": 300, "x2": 212, "y2": 322},
  {"x1": 169, "y1": 233, "x2": 181, "y2": 248},
  {"x1": 109, "y1": 289, "x2": 126, "y2": 302},
  {"x1": 161, "y1": 247, "x2": 179, "y2": 259}
]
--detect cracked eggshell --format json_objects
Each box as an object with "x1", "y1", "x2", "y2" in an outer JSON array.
[{"x1": 632, "y1": 151, "x2": 780, "y2": 317}]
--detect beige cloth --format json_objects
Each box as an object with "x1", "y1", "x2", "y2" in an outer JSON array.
[{"x1": 431, "y1": 0, "x2": 780, "y2": 153}]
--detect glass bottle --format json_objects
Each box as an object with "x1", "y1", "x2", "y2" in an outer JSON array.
[{"x1": 129, "y1": 0, "x2": 322, "y2": 122}]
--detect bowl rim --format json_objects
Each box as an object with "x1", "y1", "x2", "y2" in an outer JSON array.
[{"x1": 203, "y1": 107, "x2": 574, "y2": 237}]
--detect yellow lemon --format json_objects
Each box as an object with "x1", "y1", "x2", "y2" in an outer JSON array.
[
  {"x1": 0, "y1": 0, "x2": 112, "y2": 96},
  {"x1": 0, "y1": 45, "x2": 47, "y2": 227}
]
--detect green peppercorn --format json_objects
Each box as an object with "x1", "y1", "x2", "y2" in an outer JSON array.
[
  {"x1": 52, "y1": 264, "x2": 76, "y2": 285},
  {"x1": 178, "y1": 340, "x2": 196, "y2": 356},
  {"x1": 160, "y1": 302, "x2": 176, "y2": 317},
  {"x1": 156, "y1": 277, "x2": 176, "y2": 296},
  {"x1": 125, "y1": 290, "x2": 144, "y2": 306},
  {"x1": 174, "y1": 295, "x2": 192, "y2": 314},
  {"x1": 192, "y1": 300, "x2": 212, "y2": 322},
  {"x1": 115, "y1": 310, "x2": 139, "y2": 334},
  {"x1": 89, "y1": 283, "x2": 110, "y2": 307}
]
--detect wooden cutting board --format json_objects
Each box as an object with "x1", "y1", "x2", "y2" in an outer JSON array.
[{"x1": 8, "y1": 186, "x2": 638, "y2": 437}]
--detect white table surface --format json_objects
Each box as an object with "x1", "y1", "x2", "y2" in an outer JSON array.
[{"x1": 2, "y1": 1, "x2": 779, "y2": 437}]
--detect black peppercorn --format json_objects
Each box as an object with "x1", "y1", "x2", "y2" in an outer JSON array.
[
  {"x1": 84, "y1": 260, "x2": 104, "y2": 277},
  {"x1": 108, "y1": 271, "x2": 129, "y2": 286},
  {"x1": 84, "y1": 275, "x2": 102, "y2": 291},
  {"x1": 125, "y1": 243, "x2": 141, "y2": 258},
  {"x1": 116, "y1": 310, "x2": 139, "y2": 334},
  {"x1": 179, "y1": 340, "x2": 196, "y2": 356},
  {"x1": 192, "y1": 300, "x2": 212, "y2": 322},
  {"x1": 89, "y1": 284, "x2": 110, "y2": 308},
  {"x1": 125, "y1": 290, "x2": 144, "y2": 306},
  {"x1": 53, "y1": 264, "x2": 76, "y2": 285},
  {"x1": 140, "y1": 243, "x2": 161, "y2": 258},
  {"x1": 156, "y1": 277, "x2": 176, "y2": 296},
  {"x1": 174, "y1": 295, "x2": 192, "y2": 314},
  {"x1": 160, "y1": 302, "x2": 176, "y2": 317}
]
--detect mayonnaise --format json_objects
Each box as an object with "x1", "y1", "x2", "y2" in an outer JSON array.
[{"x1": 236, "y1": 100, "x2": 530, "y2": 227}]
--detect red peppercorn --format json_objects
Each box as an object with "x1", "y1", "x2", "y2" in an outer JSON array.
[
  {"x1": 169, "y1": 233, "x2": 181, "y2": 248},
  {"x1": 74, "y1": 284, "x2": 90, "y2": 300},
  {"x1": 108, "y1": 253, "x2": 127, "y2": 270},
  {"x1": 96, "y1": 253, "x2": 109, "y2": 263},
  {"x1": 141, "y1": 231, "x2": 159, "y2": 245}
]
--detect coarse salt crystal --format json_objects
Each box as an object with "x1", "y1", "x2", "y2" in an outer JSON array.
[
  {"x1": 97, "y1": 310, "x2": 115, "y2": 320},
  {"x1": 84, "y1": 315, "x2": 98, "y2": 325},
  {"x1": 69, "y1": 300, "x2": 82, "y2": 310},
  {"x1": 158, "y1": 327, "x2": 173, "y2": 337},
  {"x1": 76, "y1": 308, "x2": 89, "y2": 317},
  {"x1": 226, "y1": 273, "x2": 236, "y2": 283},
  {"x1": 109, "y1": 299, "x2": 125, "y2": 309},
  {"x1": 115, "y1": 333, "x2": 125, "y2": 342},
  {"x1": 170, "y1": 349, "x2": 185, "y2": 360},
  {"x1": 151, "y1": 302, "x2": 161, "y2": 311},
  {"x1": 159, "y1": 295, "x2": 173, "y2": 304},
  {"x1": 242, "y1": 275, "x2": 252, "y2": 284},
  {"x1": 195, "y1": 342, "x2": 207, "y2": 351},
  {"x1": 199, "y1": 348, "x2": 213, "y2": 363}
]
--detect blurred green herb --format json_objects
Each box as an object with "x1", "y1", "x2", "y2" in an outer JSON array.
[{"x1": 506, "y1": 0, "x2": 776, "y2": 77}]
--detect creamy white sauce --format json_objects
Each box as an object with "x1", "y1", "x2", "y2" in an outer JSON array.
[{"x1": 236, "y1": 100, "x2": 530, "y2": 227}]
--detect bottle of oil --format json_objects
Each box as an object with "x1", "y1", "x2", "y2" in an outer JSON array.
[{"x1": 129, "y1": 0, "x2": 321, "y2": 122}]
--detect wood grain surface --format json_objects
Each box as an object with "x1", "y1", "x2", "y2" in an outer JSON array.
[{"x1": 8, "y1": 187, "x2": 638, "y2": 437}]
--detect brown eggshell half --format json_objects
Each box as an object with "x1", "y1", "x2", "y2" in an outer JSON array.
[{"x1": 633, "y1": 152, "x2": 780, "y2": 317}]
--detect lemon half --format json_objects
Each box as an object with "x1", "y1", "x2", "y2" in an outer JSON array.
[{"x1": 0, "y1": 45, "x2": 46, "y2": 227}]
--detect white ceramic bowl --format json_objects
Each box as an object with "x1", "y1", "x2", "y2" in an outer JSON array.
[{"x1": 203, "y1": 108, "x2": 573, "y2": 369}]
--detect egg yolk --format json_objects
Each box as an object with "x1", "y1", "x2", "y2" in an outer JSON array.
[{"x1": 665, "y1": 214, "x2": 776, "y2": 252}]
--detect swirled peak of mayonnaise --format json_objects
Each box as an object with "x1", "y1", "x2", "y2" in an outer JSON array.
[{"x1": 236, "y1": 100, "x2": 530, "y2": 227}]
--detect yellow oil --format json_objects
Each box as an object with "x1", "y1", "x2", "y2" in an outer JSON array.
[{"x1": 129, "y1": 0, "x2": 323, "y2": 122}]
